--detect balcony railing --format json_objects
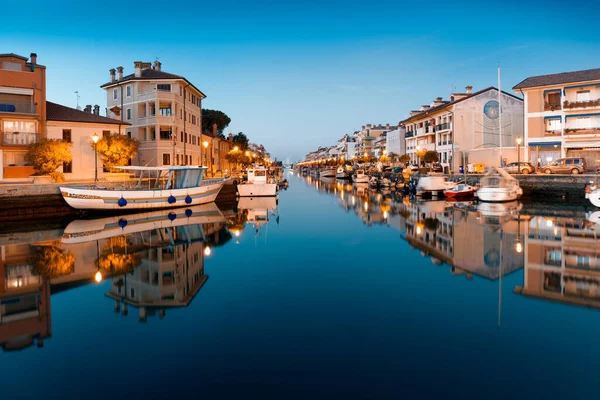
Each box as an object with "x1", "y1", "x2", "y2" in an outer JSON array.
[
  {"x1": 2, "y1": 132, "x2": 40, "y2": 146},
  {"x1": 564, "y1": 99, "x2": 600, "y2": 109},
  {"x1": 564, "y1": 127, "x2": 600, "y2": 135},
  {"x1": 436, "y1": 122, "x2": 451, "y2": 131},
  {"x1": 0, "y1": 102, "x2": 36, "y2": 114},
  {"x1": 544, "y1": 102, "x2": 561, "y2": 111},
  {"x1": 544, "y1": 129, "x2": 562, "y2": 136},
  {"x1": 405, "y1": 131, "x2": 414, "y2": 138}
]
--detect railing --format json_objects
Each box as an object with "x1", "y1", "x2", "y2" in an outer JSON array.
[
  {"x1": 436, "y1": 122, "x2": 451, "y2": 131},
  {"x1": 564, "y1": 99, "x2": 600, "y2": 109},
  {"x1": 0, "y1": 102, "x2": 37, "y2": 114},
  {"x1": 2, "y1": 132, "x2": 40, "y2": 146},
  {"x1": 544, "y1": 102, "x2": 561, "y2": 111},
  {"x1": 405, "y1": 131, "x2": 414, "y2": 138},
  {"x1": 416, "y1": 128, "x2": 424, "y2": 136},
  {"x1": 544, "y1": 129, "x2": 562, "y2": 136},
  {"x1": 564, "y1": 127, "x2": 600, "y2": 135}
]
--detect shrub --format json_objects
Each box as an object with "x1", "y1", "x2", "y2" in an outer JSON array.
[
  {"x1": 94, "y1": 133, "x2": 139, "y2": 171},
  {"x1": 25, "y1": 139, "x2": 72, "y2": 177}
]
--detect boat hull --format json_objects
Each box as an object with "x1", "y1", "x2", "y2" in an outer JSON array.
[
  {"x1": 587, "y1": 189, "x2": 600, "y2": 208},
  {"x1": 336, "y1": 172, "x2": 350, "y2": 179},
  {"x1": 60, "y1": 181, "x2": 225, "y2": 210},
  {"x1": 320, "y1": 169, "x2": 336, "y2": 178},
  {"x1": 237, "y1": 183, "x2": 277, "y2": 197},
  {"x1": 444, "y1": 190, "x2": 474, "y2": 198},
  {"x1": 353, "y1": 176, "x2": 369, "y2": 183},
  {"x1": 477, "y1": 188, "x2": 521, "y2": 202}
]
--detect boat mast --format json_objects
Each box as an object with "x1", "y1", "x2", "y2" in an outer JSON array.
[{"x1": 498, "y1": 65, "x2": 503, "y2": 167}]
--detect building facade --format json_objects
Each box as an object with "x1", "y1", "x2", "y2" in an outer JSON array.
[
  {"x1": 0, "y1": 53, "x2": 46, "y2": 180},
  {"x1": 46, "y1": 102, "x2": 128, "y2": 180},
  {"x1": 101, "y1": 61, "x2": 206, "y2": 167},
  {"x1": 356, "y1": 124, "x2": 397, "y2": 157},
  {"x1": 402, "y1": 86, "x2": 524, "y2": 171},
  {"x1": 385, "y1": 124, "x2": 406, "y2": 158},
  {"x1": 513, "y1": 68, "x2": 600, "y2": 171}
]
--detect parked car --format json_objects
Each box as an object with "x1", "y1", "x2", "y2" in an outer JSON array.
[
  {"x1": 505, "y1": 162, "x2": 534, "y2": 174},
  {"x1": 543, "y1": 157, "x2": 587, "y2": 175}
]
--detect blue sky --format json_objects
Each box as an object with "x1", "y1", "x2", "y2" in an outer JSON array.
[{"x1": 3, "y1": 0, "x2": 600, "y2": 161}]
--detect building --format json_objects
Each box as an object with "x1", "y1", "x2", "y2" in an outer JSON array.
[
  {"x1": 0, "y1": 53, "x2": 46, "y2": 180},
  {"x1": 402, "y1": 86, "x2": 524, "y2": 171},
  {"x1": 46, "y1": 102, "x2": 128, "y2": 180},
  {"x1": 101, "y1": 61, "x2": 206, "y2": 167},
  {"x1": 385, "y1": 124, "x2": 406, "y2": 159},
  {"x1": 356, "y1": 124, "x2": 397, "y2": 157},
  {"x1": 513, "y1": 68, "x2": 600, "y2": 170}
]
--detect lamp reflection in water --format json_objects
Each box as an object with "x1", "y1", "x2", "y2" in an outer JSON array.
[{"x1": 204, "y1": 246, "x2": 212, "y2": 256}]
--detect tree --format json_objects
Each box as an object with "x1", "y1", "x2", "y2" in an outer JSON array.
[
  {"x1": 26, "y1": 139, "x2": 72, "y2": 181},
  {"x1": 225, "y1": 150, "x2": 251, "y2": 168},
  {"x1": 423, "y1": 151, "x2": 439, "y2": 164},
  {"x1": 29, "y1": 243, "x2": 75, "y2": 278},
  {"x1": 94, "y1": 133, "x2": 139, "y2": 171},
  {"x1": 232, "y1": 132, "x2": 249, "y2": 151},
  {"x1": 399, "y1": 154, "x2": 411, "y2": 163},
  {"x1": 202, "y1": 109, "x2": 231, "y2": 134}
]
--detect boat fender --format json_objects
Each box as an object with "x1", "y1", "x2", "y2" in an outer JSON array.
[
  {"x1": 168, "y1": 195, "x2": 177, "y2": 204},
  {"x1": 185, "y1": 195, "x2": 192, "y2": 204},
  {"x1": 168, "y1": 212, "x2": 177, "y2": 221},
  {"x1": 118, "y1": 197, "x2": 127, "y2": 207},
  {"x1": 185, "y1": 209, "x2": 193, "y2": 217},
  {"x1": 118, "y1": 218, "x2": 128, "y2": 228}
]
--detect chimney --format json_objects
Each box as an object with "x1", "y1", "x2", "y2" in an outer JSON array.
[
  {"x1": 153, "y1": 60, "x2": 162, "y2": 71},
  {"x1": 465, "y1": 85, "x2": 473, "y2": 94},
  {"x1": 84, "y1": 105, "x2": 92, "y2": 113},
  {"x1": 366, "y1": 124, "x2": 372, "y2": 129},
  {"x1": 212, "y1": 123, "x2": 218, "y2": 136},
  {"x1": 93, "y1": 104, "x2": 100, "y2": 115},
  {"x1": 30, "y1": 53, "x2": 37, "y2": 64},
  {"x1": 134, "y1": 61, "x2": 142, "y2": 78},
  {"x1": 228, "y1": 133, "x2": 233, "y2": 141},
  {"x1": 436, "y1": 97, "x2": 443, "y2": 102},
  {"x1": 385, "y1": 123, "x2": 390, "y2": 130},
  {"x1": 117, "y1": 66, "x2": 124, "y2": 80},
  {"x1": 361, "y1": 125, "x2": 365, "y2": 130},
  {"x1": 109, "y1": 68, "x2": 116, "y2": 83}
]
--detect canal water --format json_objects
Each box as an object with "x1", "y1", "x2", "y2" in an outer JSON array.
[{"x1": 1, "y1": 171, "x2": 600, "y2": 399}]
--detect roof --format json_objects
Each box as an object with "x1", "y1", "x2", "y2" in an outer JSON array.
[
  {"x1": 0, "y1": 53, "x2": 28, "y2": 61},
  {"x1": 100, "y1": 68, "x2": 206, "y2": 98},
  {"x1": 46, "y1": 101, "x2": 129, "y2": 125},
  {"x1": 513, "y1": 68, "x2": 600, "y2": 90},
  {"x1": 401, "y1": 87, "x2": 523, "y2": 124}
]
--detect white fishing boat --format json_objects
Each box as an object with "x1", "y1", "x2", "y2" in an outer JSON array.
[
  {"x1": 415, "y1": 176, "x2": 455, "y2": 197},
  {"x1": 585, "y1": 176, "x2": 600, "y2": 207},
  {"x1": 336, "y1": 166, "x2": 350, "y2": 179},
  {"x1": 237, "y1": 166, "x2": 277, "y2": 197},
  {"x1": 321, "y1": 168, "x2": 336, "y2": 178},
  {"x1": 476, "y1": 167, "x2": 523, "y2": 202},
  {"x1": 237, "y1": 196, "x2": 279, "y2": 234},
  {"x1": 60, "y1": 166, "x2": 226, "y2": 211},
  {"x1": 61, "y1": 202, "x2": 224, "y2": 244},
  {"x1": 353, "y1": 169, "x2": 369, "y2": 183}
]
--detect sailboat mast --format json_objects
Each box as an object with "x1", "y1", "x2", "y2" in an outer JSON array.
[{"x1": 498, "y1": 65, "x2": 503, "y2": 167}]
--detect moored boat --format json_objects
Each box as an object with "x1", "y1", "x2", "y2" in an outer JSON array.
[
  {"x1": 476, "y1": 167, "x2": 523, "y2": 202},
  {"x1": 353, "y1": 168, "x2": 369, "y2": 183},
  {"x1": 321, "y1": 168, "x2": 336, "y2": 178},
  {"x1": 237, "y1": 166, "x2": 278, "y2": 197},
  {"x1": 414, "y1": 175, "x2": 455, "y2": 197},
  {"x1": 60, "y1": 166, "x2": 226, "y2": 211},
  {"x1": 444, "y1": 182, "x2": 476, "y2": 198},
  {"x1": 585, "y1": 176, "x2": 600, "y2": 207},
  {"x1": 336, "y1": 166, "x2": 350, "y2": 180}
]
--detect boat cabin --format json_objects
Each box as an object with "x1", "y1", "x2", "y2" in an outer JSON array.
[{"x1": 247, "y1": 167, "x2": 268, "y2": 184}]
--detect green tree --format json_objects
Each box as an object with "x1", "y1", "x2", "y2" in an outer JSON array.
[
  {"x1": 225, "y1": 150, "x2": 252, "y2": 168},
  {"x1": 232, "y1": 132, "x2": 250, "y2": 151},
  {"x1": 202, "y1": 109, "x2": 231, "y2": 134},
  {"x1": 26, "y1": 139, "x2": 73, "y2": 181},
  {"x1": 399, "y1": 154, "x2": 411, "y2": 163},
  {"x1": 423, "y1": 150, "x2": 439, "y2": 164},
  {"x1": 95, "y1": 134, "x2": 139, "y2": 171}
]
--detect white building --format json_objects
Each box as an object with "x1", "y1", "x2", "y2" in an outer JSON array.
[
  {"x1": 46, "y1": 102, "x2": 128, "y2": 180},
  {"x1": 386, "y1": 124, "x2": 406, "y2": 158},
  {"x1": 101, "y1": 61, "x2": 206, "y2": 167}
]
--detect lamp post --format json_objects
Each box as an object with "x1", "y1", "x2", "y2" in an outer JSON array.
[
  {"x1": 516, "y1": 136, "x2": 522, "y2": 174},
  {"x1": 92, "y1": 133, "x2": 99, "y2": 182},
  {"x1": 203, "y1": 140, "x2": 209, "y2": 175}
]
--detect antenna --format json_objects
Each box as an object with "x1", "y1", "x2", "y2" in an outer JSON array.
[{"x1": 75, "y1": 91, "x2": 81, "y2": 110}]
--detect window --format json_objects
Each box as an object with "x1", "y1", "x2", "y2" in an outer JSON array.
[
  {"x1": 126, "y1": 85, "x2": 131, "y2": 97},
  {"x1": 159, "y1": 107, "x2": 172, "y2": 116},
  {"x1": 180, "y1": 86, "x2": 182, "y2": 96},
  {"x1": 180, "y1": 110, "x2": 182, "y2": 119},
  {"x1": 63, "y1": 161, "x2": 72, "y2": 173},
  {"x1": 150, "y1": 104, "x2": 156, "y2": 116},
  {"x1": 184, "y1": 111, "x2": 187, "y2": 121},
  {"x1": 62, "y1": 129, "x2": 71, "y2": 143},
  {"x1": 102, "y1": 130, "x2": 111, "y2": 137},
  {"x1": 113, "y1": 89, "x2": 118, "y2": 100},
  {"x1": 547, "y1": 119, "x2": 561, "y2": 131},
  {"x1": 157, "y1": 84, "x2": 171, "y2": 92},
  {"x1": 126, "y1": 108, "x2": 131, "y2": 120},
  {"x1": 566, "y1": 159, "x2": 573, "y2": 165},
  {"x1": 143, "y1": 128, "x2": 147, "y2": 141},
  {"x1": 547, "y1": 92, "x2": 560, "y2": 107},
  {"x1": 160, "y1": 129, "x2": 171, "y2": 140},
  {"x1": 180, "y1": 132, "x2": 184, "y2": 142},
  {"x1": 163, "y1": 154, "x2": 171, "y2": 165},
  {"x1": 545, "y1": 249, "x2": 561, "y2": 266},
  {"x1": 575, "y1": 117, "x2": 591, "y2": 129},
  {"x1": 577, "y1": 255, "x2": 591, "y2": 268},
  {"x1": 151, "y1": 129, "x2": 156, "y2": 141},
  {"x1": 577, "y1": 90, "x2": 591, "y2": 102}
]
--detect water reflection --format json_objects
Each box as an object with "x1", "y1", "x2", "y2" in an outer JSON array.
[{"x1": 305, "y1": 173, "x2": 600, "y2": 310}]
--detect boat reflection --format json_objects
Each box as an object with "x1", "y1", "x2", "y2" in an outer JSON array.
[{"x1": 0, "y1": 203, "x2": 231, "y2": 351}]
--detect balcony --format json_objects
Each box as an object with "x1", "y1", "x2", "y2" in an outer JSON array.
[
  {"x1": 405, "y1": 131, "x2": 414, "y2": 138},
  {"x1": 544, "y1": 102, "x2": 561, "y2": 111},
  {"x1": 544, "y1": 129, "x2": 562, "y2": 137},
  {"x1": 436, "y1": 122, "x2": 451, "y2": 131},
  {"x1": 564, "y1": 127, "x2": 600, "y2": 135},
  {"x1": 136, "y1": 90, "x2": 177, "y2": 103},
  {"x1": 0, "y1": 102, "x2": 37, "y2": 114},
  {"x1": 564, "y1": 99, "x2": 600, "y2": 110},
  {"x1": 416, "y1": 128, "x2": 424, "y2": 136},
  {"x1": 2, "y1": 132, "x2": 40, "y2": 146}
]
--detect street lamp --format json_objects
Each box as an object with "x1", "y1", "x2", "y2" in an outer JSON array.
[
  {"x1": 203, "y1": 141, "x2": 209, "y2": 174},
  {"x1": 516, "y1": 136, "x2": 522, "y2": 174},
  {"x1": 92, "y1": 133, "x2": 99, "y2": 182}
]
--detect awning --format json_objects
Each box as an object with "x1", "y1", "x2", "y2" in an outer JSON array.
[
  {"x1": 564, "y1": 141, "x2": 600, "y2": 149},
  {"x1": 543, "y1": 116, "x2": 561, "y2": 121},
  {"x1": 528, "y1": 141, "x2": 561, "y2": 147},
  {"x1": 564, "y1": 113, "x2": 600, "y2": 120}
]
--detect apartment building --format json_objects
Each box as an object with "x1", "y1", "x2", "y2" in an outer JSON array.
[
  {"x1": 385, "y1": 124, "x2": 406, "y2": 158},
  {"x1": 402, "y1": 86, "x2": 524, "y2": 171},
  {"x1": 101, "y1": 61, "x2": 206, "y2": 167},
  {"x1": 513, "y1": 68, "x2": 600, "y2": 170},
  {"x1": 0, "y1": 53, "x2": 46, "y2": 179},
  {"x1": 356, "y1": 124, "x2": 397, "y2": 157}
]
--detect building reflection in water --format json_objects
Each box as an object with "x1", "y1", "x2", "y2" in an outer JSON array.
[
  {"x1": 515, "y1": 215, "x2": 600, "y2": 309},
  {"x1": 0, "y1": 203, "x2": 231, "y2": 350}
]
